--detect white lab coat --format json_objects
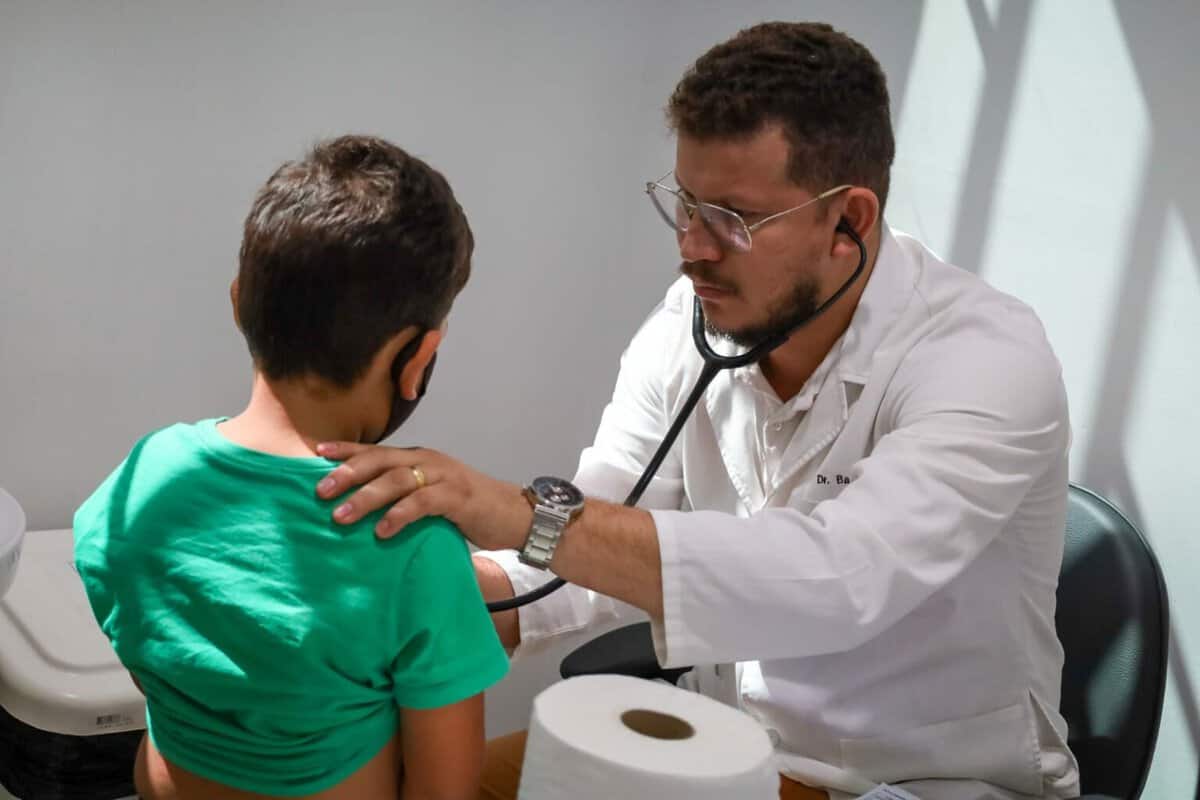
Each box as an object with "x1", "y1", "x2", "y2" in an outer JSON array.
[{"x1": 480, "y1": 228, "x2": 1080, "y2": 800}]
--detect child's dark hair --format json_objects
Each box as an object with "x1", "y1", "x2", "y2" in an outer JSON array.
[{"x1": 236, "y1": 135, "x2": 473, "y2": 386}]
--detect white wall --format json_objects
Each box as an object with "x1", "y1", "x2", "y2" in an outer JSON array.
[
  {"x1": 2, "y1": 1, "x2": 1197, "y2": 793},
  {"x1": 883, "y1": 3, "x2": 1200, "y2": 797}
]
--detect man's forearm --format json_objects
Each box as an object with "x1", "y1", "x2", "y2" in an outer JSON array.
[
  {"x1": 473, "y1": 555, "x2": 521, "y2": 649},
  {"x1": 549, "y1": 500, "x2": 663, "y2": 620}
]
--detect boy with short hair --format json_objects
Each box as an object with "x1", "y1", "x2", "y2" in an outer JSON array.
[{"x1": 74, "y1": 135, "x2": 507, "y2": 800}]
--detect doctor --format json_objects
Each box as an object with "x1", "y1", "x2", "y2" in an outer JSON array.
[{"x1": 314, "y1": 21, "x2": 1080, "y2": 800}]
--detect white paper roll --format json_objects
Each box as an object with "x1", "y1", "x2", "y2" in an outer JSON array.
[{"x1": 518, "y1": 675, "x2": 779, "y2": 799}]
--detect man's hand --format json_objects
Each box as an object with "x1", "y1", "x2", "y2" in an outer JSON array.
[
  {"x1": 314, "y1": 442, "x2": 531, "y2": 552},
  {"x1": 315, "y1": 441, "x2": 664, "y2": 619}
]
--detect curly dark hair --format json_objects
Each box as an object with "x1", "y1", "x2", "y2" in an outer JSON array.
[
  {"x1": 668, "y1": 21, "x2": 895, "y2": 210},
  {"x1": 236, "y1": 135, "x2": 473, "y2": 387}
]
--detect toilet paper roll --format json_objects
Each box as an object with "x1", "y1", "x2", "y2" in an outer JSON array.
[{"x1": 518, "y1": 675, "x2": 779, "y2": 800}]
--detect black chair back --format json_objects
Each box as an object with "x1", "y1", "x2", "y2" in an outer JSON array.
[{"x1": 1057, "y1": 484, "x2": 1169, "y2": 799}]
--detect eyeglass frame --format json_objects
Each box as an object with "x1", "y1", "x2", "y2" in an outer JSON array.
[{"x1": 645, "y1": 171, "x2": 853, "y2": 253}]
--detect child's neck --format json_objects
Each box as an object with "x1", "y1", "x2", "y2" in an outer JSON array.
[{"x1": 217, "y1": 373, "x2": 373, "y2": 458}]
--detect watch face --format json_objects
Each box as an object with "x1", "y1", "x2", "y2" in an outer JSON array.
[{"x1": 531, "y1": 476, "x2": 584, "y2": 508}]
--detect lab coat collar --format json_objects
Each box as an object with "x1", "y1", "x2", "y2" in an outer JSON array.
[
  {"x1": 833, "y1": 224, "x2": 917, "y2": 385},
  {"x1": 702, "y1": 227, "x2": 920, "y2": 509},
  {"x1": 728, "y1": 224, "x2": 916, "y2": 394}
]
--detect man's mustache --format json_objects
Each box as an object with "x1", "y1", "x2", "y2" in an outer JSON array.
[{"x1": 679, "y1": 261, "x2": 736, "y2": 293}]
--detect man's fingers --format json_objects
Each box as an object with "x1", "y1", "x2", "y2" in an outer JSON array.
[
  {"x1": 331, "y1": 464, "x2": 434, "y2": 524},
  {"x1": 376, "y1": 484, "x2": 457, "y2": 539},
  {"x1": 315, "y1": 440, "x2": 382, "y2": 462},
  {"x1": 316, "y1": 445, "x2": 436, "y2": 500}
]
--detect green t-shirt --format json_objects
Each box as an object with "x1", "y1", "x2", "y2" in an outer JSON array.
[{"x1": 73, "y1": 419, "x2": 509, "y2": 797}]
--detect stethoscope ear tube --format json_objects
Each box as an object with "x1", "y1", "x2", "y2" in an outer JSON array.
[
  {"x1": 690, "y1": 218, "x2": 867, "y2": 368},
  {"x1": 486, "y1": 221, "x2": 868, "y2": 613}
]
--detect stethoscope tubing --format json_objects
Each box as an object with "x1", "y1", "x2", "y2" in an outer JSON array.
[{"x1": 486, "y1": 221, "x2": 867, "y2": 613}]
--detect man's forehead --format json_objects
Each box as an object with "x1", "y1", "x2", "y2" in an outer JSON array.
[{"x1": 673, "y1": 126, "x2": 793, "y2": 200}]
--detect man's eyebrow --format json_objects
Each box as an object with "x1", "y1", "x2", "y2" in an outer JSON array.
[
  {"x1": 673, "y1": 173, "x2": 760, "y2": 211},
  {"x1": 673, "y1": 173, "x2": 695, "y2": 198}
]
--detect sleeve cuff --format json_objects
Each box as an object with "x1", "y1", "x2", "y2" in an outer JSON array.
[
  {"x1": 649, "y1": 509, "x2": 693, "y2": 669},
  {"x1": 473, "y1": 549, "x2": 627, "y2": 662},
  {"x1": 393, "y1": 648, "x2": 510, "y2": 710}
]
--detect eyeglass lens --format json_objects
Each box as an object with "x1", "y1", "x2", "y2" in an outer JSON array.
[{"x1": 648, "y1": 184, "x2": 751, "y2": 252}]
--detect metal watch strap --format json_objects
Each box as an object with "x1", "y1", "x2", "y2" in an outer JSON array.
[{"x1": 519, "y1": 505, "x2": 572, "y2": 569}]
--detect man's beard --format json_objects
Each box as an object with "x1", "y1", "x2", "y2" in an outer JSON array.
[{"x1": 684, "y1": 261, "x2": 822, "y2": 348}]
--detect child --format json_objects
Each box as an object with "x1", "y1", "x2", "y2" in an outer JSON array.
[{"x1": 74, "y1": 135, "x2": 508, "y2": 800}]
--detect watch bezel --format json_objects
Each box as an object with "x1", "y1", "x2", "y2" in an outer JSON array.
[{"x1": 528, "y1": 475, "x2": 584, "y2": 510}]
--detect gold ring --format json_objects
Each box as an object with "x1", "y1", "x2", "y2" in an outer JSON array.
[{"x1": 410, "y1": 466, "x2": 427, "y2": 490}]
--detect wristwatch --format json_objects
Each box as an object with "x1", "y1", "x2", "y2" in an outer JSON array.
[{"x1": 519, "y1": 476, "x2": 585, "y2": 569}]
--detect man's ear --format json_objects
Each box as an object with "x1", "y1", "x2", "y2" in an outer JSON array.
[
  {"x1": 397, "y1": 328, "x2": 444, "y2": 400},
  {"x1": 230, "y1": 278, "x2": 242, "y2": 332},
  {"x1": 830, "y1": 187, "x2": 879, "y2": 261}
]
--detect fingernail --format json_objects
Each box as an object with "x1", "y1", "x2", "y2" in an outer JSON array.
[
  {"x1": 317, "y1": 477, "x2": 335, "y2": 494},
  {"x1": 316, "y1": 443, "x2": 334, "y2": 455},
  {"x1": 334, "y1": 503, "x2": 352, "y2": 521},
  {"x1": 375, "y1": 520, "x2": 391, "y2": 537}
]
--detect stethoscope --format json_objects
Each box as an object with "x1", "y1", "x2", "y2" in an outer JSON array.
[{"x1": 487, "y1": 219, "x2": 867, "y2": 613}]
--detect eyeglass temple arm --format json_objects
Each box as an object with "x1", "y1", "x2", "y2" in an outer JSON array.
[{"x1": 747, "y1": 184, "x2": 854, "y2": 232}]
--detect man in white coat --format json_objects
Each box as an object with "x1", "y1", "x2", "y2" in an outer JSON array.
[{"x1": 314, "y1": 21, "x2": 1080, "y2": 800}]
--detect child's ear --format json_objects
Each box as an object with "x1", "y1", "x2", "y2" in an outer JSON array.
[
  {"x1": 398, "y1": 328, "x2": 444, "y2": 401},
  {"x1": 230, "y1": 278, "x2": 242, "y2": 332}
]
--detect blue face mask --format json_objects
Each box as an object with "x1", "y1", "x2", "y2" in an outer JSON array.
[{"x1": 374, "y1": 332, "x2": 437, "y2": 444}]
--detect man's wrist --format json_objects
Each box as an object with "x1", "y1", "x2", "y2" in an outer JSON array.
[{"x1": 510, "y1": 487, "x2": 535, "y2": 551}]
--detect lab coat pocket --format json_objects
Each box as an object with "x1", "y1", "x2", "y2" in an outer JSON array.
[
  {"x1": 1029, "y1": 691, "x2": 1080, "y2": 797},
  {"x1": 839, "y1": 698, "x2": 1042, "y2": 796}
]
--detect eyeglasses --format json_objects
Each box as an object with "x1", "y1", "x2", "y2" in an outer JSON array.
[{"x1": 645, "y1": 171, "x2": 851, "y2": 253}]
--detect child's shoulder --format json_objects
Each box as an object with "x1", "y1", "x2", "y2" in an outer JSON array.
[
  {"x1": 383, "y1": 515, "x2": 465, "y2": 548},
  {"x1": 132, "y1": 419, "x2": 214, "y2": 458},
  {"x1": 102, "y1": 419, "x2": 213, "y2": 475},
  {"x1": 75, "y1": 420, "x2": 217, "y2": 532},
  {"x1": 379, "y1": 516, "x2": 471, "y2": 568},
  {"x1": 116, "y1": 420, "x2": 217, "y2": 485}
]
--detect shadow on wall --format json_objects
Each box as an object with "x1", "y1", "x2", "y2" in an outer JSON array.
[
  {"x1": 857, "y1": 0, "x2": 926, "y2": 130},
  {"x1": 937, "y1": 0, "x2": 1199, "y2": 792},
  {"x1": 1080, "y1": 3, "x2": 1200, "y2": 797},
  {"x1": 948, "y1": 0, "x2": 1033, "y2": 274}
]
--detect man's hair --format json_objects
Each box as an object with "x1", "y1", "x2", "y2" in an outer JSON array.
[
  {"x1": 236, "y1": 135, "x2": 473, "y2": 387},
  {"x1": 668, "y1": 22, "x2": 895, "y2": 210}
]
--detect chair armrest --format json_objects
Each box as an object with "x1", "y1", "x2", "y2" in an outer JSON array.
[{"x1": 559, "y1": 621, "x2": 693, "y2": 685}]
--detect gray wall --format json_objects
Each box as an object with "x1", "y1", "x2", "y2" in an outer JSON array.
[
  {"x1": 0, "y1": 0, "x2": 673, "y2": 525},
  {"x1": 3, "y1": 1, "x2": 1197, "y2": 794},
  {"x1": 0, "y1": 0, "x2": 916, "y2": 740}
]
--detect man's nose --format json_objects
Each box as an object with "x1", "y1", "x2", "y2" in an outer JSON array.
[{"x1": 678, "y1": 216, "x2": 723, "y2": 264}]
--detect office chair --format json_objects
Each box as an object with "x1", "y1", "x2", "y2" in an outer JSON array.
[{"x1": 1056, "y1": 484, "x2": 1168, "y2": 799}]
